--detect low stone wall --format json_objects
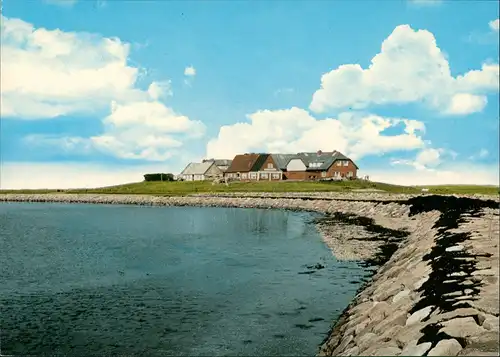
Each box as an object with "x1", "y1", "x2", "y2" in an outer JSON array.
[
  {"x1": 319, "y1": 196, "x2": 499, "y2": 357},
  {"x1": 1, "y1": 193, "x2": 499, "y2": 356}
]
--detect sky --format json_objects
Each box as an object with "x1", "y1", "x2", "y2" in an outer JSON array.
[{"x1": 1, "y1": 0, "x2": 499, "y2": 189}]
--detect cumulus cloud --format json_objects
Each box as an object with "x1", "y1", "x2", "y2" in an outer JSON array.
[
  {"x1": 489, "y1": 19, "x2": 499, "y2": 32},
  {"x1": 206, "y1": 107, "x2": 426, "y2": 160},
  {"x1": 310, "y1": 25, "x2": 499, "y2": 115},
  {"x1": 3, "y1": 15, "x2": 204, "y2": 161},
  {"x1": 392, "y1": 147, "x2": 447, "y2": 170},
  {"x1": 0, "y1": 15, "x2": 147, "y2": 119},
  {"x1": 184, "y1": 66, "x2": 196, "y2": 77},
  {"x1": 26, "y1": 100, "x2": 205, "y2": 161},
  {"x1": 147, "y1": 81, "x2": 173, "y2": 100}
]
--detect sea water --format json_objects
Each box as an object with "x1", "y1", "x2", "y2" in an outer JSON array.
[{"x1": 0, "y1": 202, "x2": 368, "y2": 356}]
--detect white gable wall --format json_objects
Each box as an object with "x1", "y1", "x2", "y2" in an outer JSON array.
[{"x1": 287, "y1": 159, "x2": 307, "y2": 171}]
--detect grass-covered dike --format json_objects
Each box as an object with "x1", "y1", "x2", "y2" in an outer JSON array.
[{"x1": 1, "y1": 180, "x2": 498, "y2": 196}]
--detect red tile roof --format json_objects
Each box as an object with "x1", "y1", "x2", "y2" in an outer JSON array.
[{"x1": 225, "y1": 153, "x2": 261, "y2": 173}]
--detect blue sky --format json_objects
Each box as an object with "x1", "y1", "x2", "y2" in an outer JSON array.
[{"x1": 1, "y1": 0, "x2": 499, "y2": 188}]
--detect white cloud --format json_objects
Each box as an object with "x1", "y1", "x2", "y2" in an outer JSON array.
[
  {"x1": 390, "y1": 147, "x2": 460, "y2": 171},
  {"x1": 364, "y1": 163, "x2": 499, "y2": 186},
  {"x1": 3, "y1": 15, "x2": 204, "y2": 161},
  {"x1": 0, "y1": 162, "x2": 179, "y2": 189},
  {"x1": 184, "y1": 66, "x2": 196, "y2": 76},
  {"x1": 26, "y1": 100, "x2": 206, "y2": 161},
  {"x1": 489, "y1": 19, "x2": 499, "y2": 32},
  {"x1": 310, "y1": 25, "x2": 499, "y2": 116},
  {"x1": 147, "y1": 81, "x2": 173, "y2": 100},
  {"x1": 0, "y1": 15, "x2": 151, "y2": 119},
  {"x1": 206, "y1": 108, "x2": 426, "y2": 160},
  {"x1": 445, "y1": 93, "x2": 487, "y2": 115},
  {"x1": 415, "y1": 147, "x2": 442, "y2": 168}
]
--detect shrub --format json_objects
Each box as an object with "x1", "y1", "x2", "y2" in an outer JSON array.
[{"x1": 144, "y1": 173, "x2": 174, "y2": 182}]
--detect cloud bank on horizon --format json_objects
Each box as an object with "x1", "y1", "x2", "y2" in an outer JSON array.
[{"x1": 0, "y1": 0, "x2": 499, "y2": 188}]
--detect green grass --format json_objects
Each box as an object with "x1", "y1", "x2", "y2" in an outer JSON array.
[
  {"x1": 415, "y1": 184, "x2": 500, "y2": 196},
  {"x1": 1, "y1": 180, "x2": 498, "y2": 196}
]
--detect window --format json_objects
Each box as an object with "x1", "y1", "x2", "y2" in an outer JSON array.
[
  {"x1": 321, "y1": 171, "x2": 326, "y2": 177},
  {"x1": 336, "y1": 161, "x2": 342, "y2": 166},
  {"x1": 260, "y1": 173, "x2": 268, "y2": 179},
  {"x1": 272, "y1": 173, "x2": 280, "y2": 179},
  {"x1": 241, "y1": 173, "x2": 247, "y2": 179},
  {"x1": 343, "y1": 160, "x2": 349, "y2": 166},
  {"x1": 347, "y1": 171, "x2": 353, "y2": 177},
  {"x1": 267, "y1": 163, "x2": 273, "y2": 169},
  {"x1": 250, "y1": 173, "x2": 257, "y2": 179},
  {"x1": 334, "y1": 171, "x2": 340, "y2": 177}
]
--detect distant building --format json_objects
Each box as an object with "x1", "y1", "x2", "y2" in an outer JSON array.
[
  {"x1": 179, "y1": 161, "x2": 224, "y2": 181},
  {"x1": 223, "y1": 153, "x2": 268, "y2": 180},
  {"x1": 285, "y1": 150, "x2": 358, "y2": 180},
  {"x1": 223, "y1": 150, "x2": 358, "y2": 181},
  {"x1": 202, "y1": 158, "x2": 233, "y2": 172}
]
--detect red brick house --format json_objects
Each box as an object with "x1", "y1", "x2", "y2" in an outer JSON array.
[
  {"x1": 285, "y1": 150, "x2": 358, "y2": 180},
  {"x1": 224, "y1": 150, "x2": 358, "y2": 181},
  {"x1": 223, "y1": 153, "x2": 269, "y2": 181}
]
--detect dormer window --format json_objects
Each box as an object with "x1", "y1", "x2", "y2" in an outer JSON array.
[
  {"x1": 267, "y1": 163, "x2": 273, "y2": 169},
  {"x1": 343, "y1": 161, "x2": 349, "y2": 166}
]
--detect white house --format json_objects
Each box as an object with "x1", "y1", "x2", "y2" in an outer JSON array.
[{"x1": 179, "y1": 161, "x2": 224, "y2": 181}]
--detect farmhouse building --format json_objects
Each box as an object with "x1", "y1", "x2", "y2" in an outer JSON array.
[
  {"x1": 223, "y1": 150, "x2": 358, "y2": 181},
  {"x1": 179, "y1": 161, "x2": 224, "y2": 181},
  {"x1": 202, "y1": 158, "x2": 233, "y2": 172},
  {"x1": 194, "y1": 150, "x2": 358, "y2": 182},
  {"x1": 285, "y1": 150, "x2": 358, "y2": 180},
  {"x1": 223, "y1": 153, "x2": 269, "y2": 180}
]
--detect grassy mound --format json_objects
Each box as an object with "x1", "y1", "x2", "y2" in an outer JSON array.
[{"x1": 2, "y1": 180, "x2": 498, "y2": 196}]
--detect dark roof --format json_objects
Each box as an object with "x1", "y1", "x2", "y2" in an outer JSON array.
[
  {"x1": 298, "y1": 150, "x2": 358, "y2": 171},
  {"x1": 271, "y1": 154, "x2": 299, "y2": 170},
  {"x1": 225, "y1": 153, "x2": 262, "y2": 173},
  {"x1": 225, "y1": 151, "x2": 358, "y2": 173},
  {"x1": 250, "y1": 154, "x2": 270, "y2": 171},
  {"x1": 203, "y1": 159, "x2": 233, "y2": 166}
]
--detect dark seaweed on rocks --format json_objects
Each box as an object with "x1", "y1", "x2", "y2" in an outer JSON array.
[
  {"x1": 405, "y1": 195, "x2": 499, "y2": 350},
  {"x1": 319, "y1": 195, "x2": 499, "y2": 355},
  {"x1": 316, "y1": 212, "x2": 410, "y2": 268}
]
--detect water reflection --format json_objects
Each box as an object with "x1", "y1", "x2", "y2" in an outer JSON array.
[{"x1": 0, "y1": 203, "x2": 369, "y2": 356}]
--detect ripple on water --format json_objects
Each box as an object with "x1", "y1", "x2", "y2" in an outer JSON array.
[{"x1": 0, "y1": 203, "x2": 370, "y2": 356}]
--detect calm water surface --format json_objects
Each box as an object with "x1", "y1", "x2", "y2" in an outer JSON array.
[{"x1": 0, "y1": 203, "x2": 368, "y2": 356}]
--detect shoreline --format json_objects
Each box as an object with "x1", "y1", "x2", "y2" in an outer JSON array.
[
  {"x1": 0, "y1": 193, "x2": 415, "y2": 261},
  {"x1": 1, "y1": 193, "x2": 499, "y2": 356}
]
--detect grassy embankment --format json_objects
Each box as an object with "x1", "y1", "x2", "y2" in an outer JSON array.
[{"x1": 1, "y1": 180, "x2": 498, "y2": 196}]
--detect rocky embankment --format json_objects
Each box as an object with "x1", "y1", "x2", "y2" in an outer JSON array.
[{"x1": 1, "y1": 193, "x2": 499, "y2": 356}]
